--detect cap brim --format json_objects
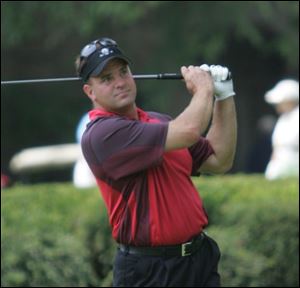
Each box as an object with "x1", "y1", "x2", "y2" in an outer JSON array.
[{"x1": 90, "y1": 56, "x2": 131, "y2": 78}]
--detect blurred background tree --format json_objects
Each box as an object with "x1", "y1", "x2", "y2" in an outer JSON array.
[{"x1": 1, "y1": 1, "x2": 299, "y2": 181}]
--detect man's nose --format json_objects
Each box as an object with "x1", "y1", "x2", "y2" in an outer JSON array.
[{"x1": 115, "y1": 75, "x2": 126, "y2": 88}]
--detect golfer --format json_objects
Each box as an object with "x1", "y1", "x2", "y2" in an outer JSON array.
[{"x1": 77, "y1": 37, "x2": 237, "y2": 287}]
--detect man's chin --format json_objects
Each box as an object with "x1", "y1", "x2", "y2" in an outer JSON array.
[
  {"x1": 114, "y1": 99, "x2": 136, "y2": 112},
  {"x1": 117, "y1": 95, "x2": 136, "y2": 106}
]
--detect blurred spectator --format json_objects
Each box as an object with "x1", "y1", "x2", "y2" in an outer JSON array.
[
  {"x1": 1, "y1": 172, "x2": 11, "y2": 189},
  {"x1": 264, "y1": 79, "x2": 299, "y2": 180},
  {"x1": 73, "y1": 113, "x2": 96, "y2": 188},
  {"x1": 246, "y1": 115, "x2": 276, "y2": 173}
]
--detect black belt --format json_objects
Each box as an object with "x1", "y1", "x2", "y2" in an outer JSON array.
[{"x1": 118, "y1": 232, "x2": 205, "y2": 257}]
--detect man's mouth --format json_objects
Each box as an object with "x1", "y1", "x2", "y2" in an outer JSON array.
[{"x1": 115, "y1": 90, "x2": 130, "y2": 98}]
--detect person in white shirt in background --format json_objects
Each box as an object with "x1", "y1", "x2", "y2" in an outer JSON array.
[
  {"x1": 73, "y1": 113, "x2": 97, "y2": 188},
  {"x1": 264, "y1": 79, "x2": 299, "y2": 180}
]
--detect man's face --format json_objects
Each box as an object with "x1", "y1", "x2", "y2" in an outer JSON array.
[
  {"x1": 84, "y1": 59, "x2": 137, "y2": 114},
  {"x1": 275, "y1": 100, "x2": 298, "y2": 115}
]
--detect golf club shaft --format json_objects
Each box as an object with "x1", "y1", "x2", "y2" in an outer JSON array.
[{"x1": 1, "y1": 74, "x2": 183, "y2": 85}]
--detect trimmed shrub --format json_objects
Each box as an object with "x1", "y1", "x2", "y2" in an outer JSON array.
[
  {"x1": 1, "y1": 175, "x2": 299, "y2": 287},
  {"x1": 198, "y1": 175, "x2": 299, "y2": 287},
  {"x1": 1, "y1": 183, "x2": 112, "y2": 287}
]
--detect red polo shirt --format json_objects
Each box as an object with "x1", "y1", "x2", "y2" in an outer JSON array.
[{"x1": 81, "y1": 107, "x2": 214, "y2": 246}]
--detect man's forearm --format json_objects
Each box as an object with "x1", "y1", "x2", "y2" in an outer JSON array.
[
  {"x1": 206, "y1": 97, "x2": 237, "y2": 170},
  {"x1": 166, "y1": 92, "x2": 213, "y2": 151},
  {"x1": 178, "y1": 92, "x2": 213, "y2": 135}
]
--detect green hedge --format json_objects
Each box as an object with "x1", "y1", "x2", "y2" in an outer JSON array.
[
  {"x1": 1, "y1": 184, "x2": 115, "y2": 287},
  {"x1": 1, "y1": 175, "x2": 299, "y2": 287},
  {"x1": 198, "y1": 175, "x2": 299, "y2": 287}
]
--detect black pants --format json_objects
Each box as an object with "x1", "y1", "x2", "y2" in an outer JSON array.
[{"x1": 113, "y1": 234, "x2": 221, "y2": 287}]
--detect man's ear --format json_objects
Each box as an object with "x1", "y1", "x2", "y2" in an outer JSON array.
[{"x1": 83, "y1": 83, "x2": 96, "y2": 102}]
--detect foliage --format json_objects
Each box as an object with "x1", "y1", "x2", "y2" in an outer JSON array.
[
  {"x1": 1, "y1": 175, "x2": 299, "y2": 287},
  {"x1": 1, "y1": 1, "x2": 299, "y2": 175},
  {"x1": 198, "y1": 175, "x2": 299, "y2": 287},
  {"x1": 2, "y1": 1, "x2": 298, "y2": 67},
  {"x1": 1, "y1": 1, "x2": 161, "y2": 51},
  {"x1": 1, "y1": 183, "x2": 115, "y2": 287}
]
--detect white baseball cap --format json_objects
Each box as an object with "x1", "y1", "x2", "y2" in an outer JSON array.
[{"x1": 264, "y1": 79, "x2": 299, "y2": 104}]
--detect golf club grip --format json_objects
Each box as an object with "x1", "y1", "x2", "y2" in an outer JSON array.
[
  {"x1": 133, "y1": 71, "x2": 232, "y2": 80},
  {"x1": 133, "y1": 73, "x2": 182, "y2": 80}
]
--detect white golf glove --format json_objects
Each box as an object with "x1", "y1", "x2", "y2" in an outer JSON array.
[{"x1": 200, "y1": 64, "x2": 235, "y2": 101}]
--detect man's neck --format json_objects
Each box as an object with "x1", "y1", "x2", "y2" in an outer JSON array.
[
  {"x1": 120, "y1": 104, "x2": 138, "y2": 120},
  {"x1": 94, "y1": 103, "x2": 138, "y2": 120}
]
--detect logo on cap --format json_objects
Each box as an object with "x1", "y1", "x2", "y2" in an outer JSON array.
[{"x1": 99, "y1": 48, "x2": 112, "y2": 58}]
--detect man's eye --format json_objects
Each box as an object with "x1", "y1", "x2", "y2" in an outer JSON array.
[
  {"x1": 121, "y1": 68, "x2": 128, "y2": 75},
  {"x1": 101, "y1": 75, "x2": 112, "y2": 82}
]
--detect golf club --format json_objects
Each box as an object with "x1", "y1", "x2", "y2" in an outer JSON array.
[{"x1": 1, "y1": 71, "x2": 231, "y2": 85}]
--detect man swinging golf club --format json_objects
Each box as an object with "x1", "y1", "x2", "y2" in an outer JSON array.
[{"x1": 77, "y1": 37, "x2": 237, "y2": 287}]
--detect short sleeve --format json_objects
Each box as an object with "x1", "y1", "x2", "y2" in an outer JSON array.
[
  {"x1": 82, "y1": 117, "x2": 168, "y2": 180},
  {"x1": 188, "y1": 137, "x2": 215, "y2": 176}
]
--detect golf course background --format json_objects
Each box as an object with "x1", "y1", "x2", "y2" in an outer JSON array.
[{"x1": 1, "y1": 175, "x2": 298, "y2": 287}]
